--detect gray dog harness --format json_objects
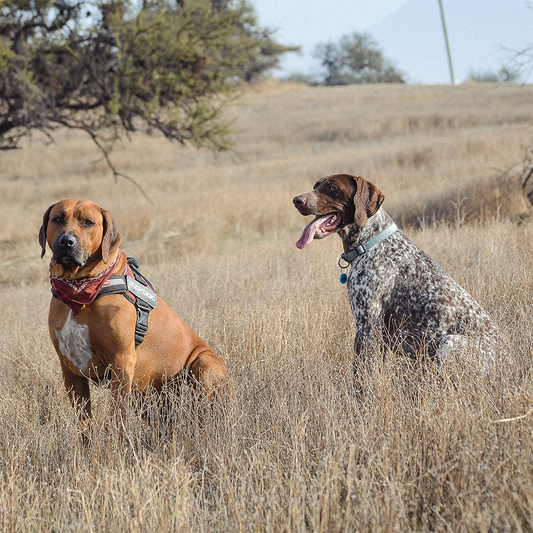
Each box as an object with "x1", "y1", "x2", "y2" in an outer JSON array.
[{"x1": 52, "y1": 257, "x2": 157, "y2": 348}]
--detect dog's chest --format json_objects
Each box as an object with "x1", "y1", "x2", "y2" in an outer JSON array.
[{"x1": 55, "y1": 311, "x2": 93, "y2": 373}]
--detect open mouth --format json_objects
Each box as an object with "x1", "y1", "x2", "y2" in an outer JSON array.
[{"x1": 295, "y1": 212, "x2": 341, "y2": 249}]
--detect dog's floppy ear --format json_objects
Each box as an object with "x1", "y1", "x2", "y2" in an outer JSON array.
[
  {"x1": 101, "y1": 209, "x2": 121, "y2": 263},
  {"x1": 39, "y1": 204, "x2": 56, "y2": 259},
  {"x1": 352, "y1": 176, "x2": 385, "y2": 227}
]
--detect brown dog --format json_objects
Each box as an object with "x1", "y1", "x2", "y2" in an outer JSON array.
[{"x1": 39, "y1": 199, "x2": 227, "y2": 441}]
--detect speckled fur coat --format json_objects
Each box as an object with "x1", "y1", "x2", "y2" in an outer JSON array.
[
  {"x1": 340, "y1": 207, "x2": 503, "y2": 362},
  {"x1": 293, "y1": 174, "x2": 507, "y2": 366}
]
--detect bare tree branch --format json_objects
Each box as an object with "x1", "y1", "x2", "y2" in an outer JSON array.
[{"x1": 79, "y1": 125, "x2": 154, "y2": 204}]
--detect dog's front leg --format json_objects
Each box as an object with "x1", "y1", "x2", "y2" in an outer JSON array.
[
  {"x1": 351, "y1": 298, "x2": 378, "y2": 401},
  {"x1": 353, "y1": 326, "x2": 372, "y2": 400},
  {"x1": 107, "y1": 353, "x2": 136, "y2": 441},
  {"x1": 60, "y1": 362, "x2": 92, "y2": 445}
]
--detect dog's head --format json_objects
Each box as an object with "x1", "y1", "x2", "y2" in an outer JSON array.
[
  {"x1": 293, "y1": 174, "x2": 384, "y2": 249},
  {"x1": 39, "y1": 199, "x2": 121, "y2": 277}
]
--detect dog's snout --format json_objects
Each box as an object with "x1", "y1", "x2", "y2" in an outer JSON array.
[
  {"x1": 58, "y1": 233, "x2": 77, "y2": 248},
  {"x1": 53, "y1": 231, "x2": 85, "y2": 266},
  {"x1": 293, "y1": 195, "x2": 306, "y2": 207}
]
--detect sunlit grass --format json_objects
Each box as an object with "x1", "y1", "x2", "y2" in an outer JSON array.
[{"x1": 1, "y1": 82, "x2": 533, "y2": 531}]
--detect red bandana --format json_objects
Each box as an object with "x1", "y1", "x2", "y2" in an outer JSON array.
[{"x1": 50, "y1": 251, "x2": 121, "y2": 315}]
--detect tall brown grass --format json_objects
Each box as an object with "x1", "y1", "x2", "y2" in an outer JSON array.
[{"x1": 1, "y1": 82, "x2": 533, "y2": 531}]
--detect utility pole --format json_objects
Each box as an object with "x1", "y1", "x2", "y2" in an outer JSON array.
[{"x1": 437, "y1": 0, "x2": 455, "y2": 84}]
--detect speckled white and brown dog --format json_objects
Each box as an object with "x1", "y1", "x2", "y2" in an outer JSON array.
[{"x1": 293, "y1": 174, "x2": 508, "y2": 368}]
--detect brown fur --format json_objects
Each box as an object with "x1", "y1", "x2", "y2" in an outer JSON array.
[{"x1": 40, "y1": 199, "x2": 227, "y2": 443}]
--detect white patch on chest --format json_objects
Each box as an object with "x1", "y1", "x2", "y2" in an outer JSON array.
[{"x1": 55, "y1": 310, "x2": 93, "y2": 374}]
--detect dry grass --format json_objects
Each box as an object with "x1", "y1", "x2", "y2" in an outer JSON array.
[{"x1": 1, "y1": 82, "x2": 533, "y2": 531}]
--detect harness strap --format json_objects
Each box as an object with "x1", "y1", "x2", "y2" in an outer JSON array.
[
  {"x1": 125, "y1": 258, "x2": 157, "y2": 348},
  {"x1": 52, "y1": 257, "x2": 157, "y2": 348}
]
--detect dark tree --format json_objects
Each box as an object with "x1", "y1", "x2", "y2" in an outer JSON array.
[
  {"x1": 0, "y1": 0, "x2": 296, "y2": 182},
  {"x1": 313, "y1": 32, "x2": 405, "y2": 86}
]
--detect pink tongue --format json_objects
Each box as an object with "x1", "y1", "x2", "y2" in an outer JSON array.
[{"x1": 296, "y1": 215, "x2": 331, "y2": 249}]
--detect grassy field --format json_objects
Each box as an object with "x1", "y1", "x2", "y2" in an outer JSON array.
[{"x1": 1, "y1": 82, "x2": 533, "y2": 531}]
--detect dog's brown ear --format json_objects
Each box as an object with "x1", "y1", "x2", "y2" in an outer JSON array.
[
  {"x1": 101, "y1": 209, "x2": 121, "y2": 263},
  {"x1": 353, "y1": 176, "x2": 385, "y2": 227},
  {"x1": 39, "y1": 204, "x2": 55, "y2": 259}
]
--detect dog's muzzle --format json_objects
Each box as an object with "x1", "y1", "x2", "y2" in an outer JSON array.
[{"x1": 52, "y1": 233, "x2": 87, "y2": 266}]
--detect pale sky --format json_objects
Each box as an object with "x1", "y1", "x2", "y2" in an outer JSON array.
[
  {"x1": 251, "y1": 0, "x2": 533, "y2": 84},
  {"x1": 252, "y1": 0, "x2": 408, "y2": 47},
  {"x1": 252, "y1": 0, "x2": 409, "y2": 77}
]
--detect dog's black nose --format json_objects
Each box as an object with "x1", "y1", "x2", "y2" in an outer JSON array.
[
  {"x1": 293, "y1": 196, "x2": 306, "y2": 207},
  {"x1": 58, "y1": 233, "x2": 77, "y2": 248}
]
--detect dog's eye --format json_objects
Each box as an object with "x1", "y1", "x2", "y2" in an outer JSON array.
[
  {"x1": 328, "y1": 185, "x2": 337, "y2": 192},
  {"x1": 52, "y1": 216, "x2": 64, "y2": 224},
  {"x1": 82, "y1": 219, "x2": 95, "y2": 227}
]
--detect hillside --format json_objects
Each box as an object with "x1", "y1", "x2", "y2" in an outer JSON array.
[{"x1": 1, "y1": 82, "x2": 533, "y2": 530}]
